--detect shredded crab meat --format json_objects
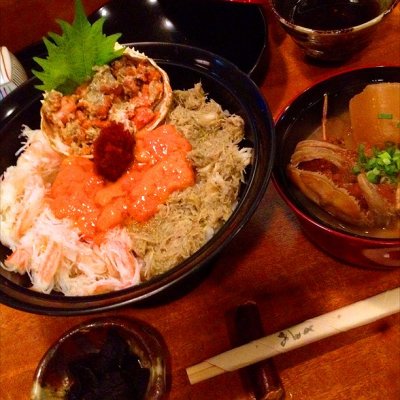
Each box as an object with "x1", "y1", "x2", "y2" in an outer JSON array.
[
  {"x1": 129, "y1": 84, "x2": 252, "y2": 278},
  {"x1": 0, "y1": 128, "x2": 62, "y2": 249},
  {"x1": 0, "y1": 129, "x2": 142, "y2": 296}
]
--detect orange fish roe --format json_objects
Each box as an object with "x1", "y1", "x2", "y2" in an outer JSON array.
[
  {"x1": 50, "y1": 157, "x2": 104, "y2": 240},
  {"x1": 49, "y1": 124, "x2": 195, "y2": 243}
]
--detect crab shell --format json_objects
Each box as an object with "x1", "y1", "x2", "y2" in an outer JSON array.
[
  {"x1": 287, "y1": 140, "x2": 398, "y2": 228},
  {"x1": 40, "y1": 45, "x2": 172, "y2": 158}
]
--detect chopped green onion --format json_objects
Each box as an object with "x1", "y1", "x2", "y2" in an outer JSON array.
[
  {"x1": 377, "y1": 113, "x2": 393, "y2": 119},
  {"x1": 377, "y1": 151, "x2": 391, "y2": 165},
  {"x1": 352, "y1": 143, "x2": 400, "y2": 184},
  {"x1": 366, "y1": 168, "x2": 380, "y2": 183}
]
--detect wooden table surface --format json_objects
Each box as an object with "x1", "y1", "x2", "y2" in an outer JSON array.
[{"x1": 1, "y1": 2, "x2": 399, "y2": 400}]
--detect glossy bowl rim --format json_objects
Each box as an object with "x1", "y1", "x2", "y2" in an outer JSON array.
[
  {"x1": 0, "y1": 42, "x2": 275, "y2": 315},
  {"x1": 272, "y1": 65, "x2": 400, "y2": 246}
]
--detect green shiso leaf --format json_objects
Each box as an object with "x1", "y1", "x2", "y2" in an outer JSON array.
[{"x1": 32, "y1": 0, "x2": 124, "y2": 94}]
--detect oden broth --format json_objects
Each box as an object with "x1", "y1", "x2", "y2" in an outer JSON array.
[{"x1": 299, "y1": 109, "x2": 399, "y2": 239}]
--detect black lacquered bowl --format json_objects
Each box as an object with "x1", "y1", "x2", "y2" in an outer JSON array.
[
  {"x1": 0, "y1": 43, "x2": 275, "y2": 315},
  {"x1": 16, "y1": 0, "x2": 269, "y2": 84}
]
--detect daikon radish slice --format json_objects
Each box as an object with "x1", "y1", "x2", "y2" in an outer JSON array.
[{"x1": 349, "y1": 83, "x2": 400, "y2": 147}]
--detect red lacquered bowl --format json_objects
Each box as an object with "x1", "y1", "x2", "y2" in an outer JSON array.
[{"x1": 273, "y1": 66, "x2": 400, "y2": 269}]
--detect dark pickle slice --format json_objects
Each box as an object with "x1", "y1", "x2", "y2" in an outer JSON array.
[{"x1": 66, "y1": 329, "x2": 150, "y2": 400}]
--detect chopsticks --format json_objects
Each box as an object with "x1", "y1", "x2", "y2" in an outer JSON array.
[{"x1": 187, "y1": 287, "x2": 400, "y2": 385}]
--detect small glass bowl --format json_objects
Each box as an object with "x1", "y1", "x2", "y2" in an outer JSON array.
[
  {"x1": 30, "y1": 317, "x2": 168, "y2": 399},
  {"x1": 269, "y1": 0, "x2": 399, "y2": 62}
]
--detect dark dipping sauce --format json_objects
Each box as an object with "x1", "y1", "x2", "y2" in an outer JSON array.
[
  {"x1": 66, "y1": 329, "x2": 150, "y2": 400},
  {"x1": 289, "y1": 0, "x2": 381, "y2": 30}
]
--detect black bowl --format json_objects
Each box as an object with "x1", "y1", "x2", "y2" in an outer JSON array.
[
  {"x1": 16, "y1": 0, "x2": 268, "y2": 84},
  {"x1": 0, "y1": 43, "x2": 275, "y2": 314},
  {"x1": 273, "y1": 66, "x2": 400, "y2": 269}
]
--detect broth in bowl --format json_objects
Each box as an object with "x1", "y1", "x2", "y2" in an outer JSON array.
[
  {"x1": 287, "y1": 82, "x2": 399, "y2": 239},
  {"x1": 288, "y1": 83, "x2": 400, "y2": 238}
]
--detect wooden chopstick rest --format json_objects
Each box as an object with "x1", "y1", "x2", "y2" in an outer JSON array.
[{"x1": 235, "y1": 302, "x2": 285, "y2": 400}]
